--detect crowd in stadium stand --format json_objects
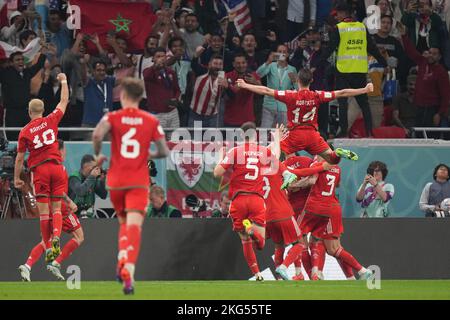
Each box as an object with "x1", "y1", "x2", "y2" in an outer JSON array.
[{"x1": 0, "y1": 0, "x2": 450, "y2": 140}]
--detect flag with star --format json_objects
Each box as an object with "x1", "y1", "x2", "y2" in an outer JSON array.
[{"x1": 69, "y1": 0, "x2": 157, "y2": 52}]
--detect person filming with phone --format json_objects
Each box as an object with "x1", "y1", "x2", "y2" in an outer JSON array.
[
  {"x1": 256, "y1": 44, "x2": 298, "y2": 128},
  {"x1": 356, "y1": 161, "x2": 395, "y2": 218}
]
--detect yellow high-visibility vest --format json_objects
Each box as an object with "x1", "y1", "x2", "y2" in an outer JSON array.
[{"x1": 336, "y1": 21, "x2": 368, "y2": 73}]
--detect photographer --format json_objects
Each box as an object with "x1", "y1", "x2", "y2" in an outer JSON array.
[
  {"x1": 68, "y1": 154, "x2": 107, "y2": 218},
  {"x1": 419, "y1": 164, "x2": 450, "y2": 217},
  {"x1": 211, "y1": 192, "x2": 231, "y2": 218},
  {"x1": 147, "y1": 186, "x2": 182, "y2": 218},
  {"x1": 356, "y1": 161, "x2": 395, "y2": 218}
]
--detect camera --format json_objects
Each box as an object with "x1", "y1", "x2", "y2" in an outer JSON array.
[
  {"x1": 0, "y1": 138, "x2": 18, "y2": 178},
  {"x1": 367, "y1": 168, "x2": 374, "y2": 176},
  {"x1": 185, "y1": 194, "x2": 208, "y2": 217},
  {"x1": 148, "y1": 160, "x2": 158, "y2": 177}
]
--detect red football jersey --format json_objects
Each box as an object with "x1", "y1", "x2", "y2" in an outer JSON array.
[
  {"x1": 263, "y1": 164, "x2": 295, "y2": 222},
  {"x1": 18, "y1": 109, "x2": 63, "y2": 169},
  {"x1": 106, "y1": 108, "x2": 165, "y2": 189},
  {"x1": 219, "y1": 142, "x2": 272, "y2": 200},
  {"x1": 305, "y1": 162, "x2": 341, "y2": 216},
  {"x1": 274, "y1": 89, "x2": 336, "y2": 129},
  {"x1": 283, "y1": 156, "x2": 313, "y2": 212}
]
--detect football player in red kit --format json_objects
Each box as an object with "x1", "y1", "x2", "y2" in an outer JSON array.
[
  {"x1": 14, "y1": 73, "x2": 69, "y2": 261},
  {"x1": 290, "y1": 156, "x2": 374, "y2": 280},
  {"x1": 92, "y1": 78, "x2": 169, "y2": 294},
  {"x1": 236, "y1": 70, "x2": 373, "y2": 164},
  {"x1": 18, "y1": 139, "x2": 84, "y2": 281},
  {"x1": 283, "y1": 155, "x2": 315, "y2": 279},
  {"x1": 214, "y1": 122, "x2": 280, "y2": 281}
]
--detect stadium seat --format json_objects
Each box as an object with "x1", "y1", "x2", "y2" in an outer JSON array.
[
  {"x1": 349, "y1": 117, "x2": 367, "y2": 138},
  {"x1": 372, "y1": 126, "x2": 406, "y2": 139}
]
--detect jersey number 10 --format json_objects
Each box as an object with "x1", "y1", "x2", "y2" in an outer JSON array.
[{"x1": 33, "y1": 129, "x2": 56, "y2": 149}]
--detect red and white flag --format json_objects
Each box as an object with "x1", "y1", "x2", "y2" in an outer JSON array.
[
  {"x1": 0, "y1": 37, "x2": 41, "y2": 61},
  {"x1": 215, "y1": 0, "x2": 252, "y2": 36}
]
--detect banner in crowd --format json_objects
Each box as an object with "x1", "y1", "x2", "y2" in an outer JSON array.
[
  {"x1": 214, "y1": 0, "x2": 252, "y2": 36},
  {"x1": 0, "y1": 37, "x2": 41, "y2": 61},
  {"x1": 166, "y1": 141, "x2": 230, "y2": 217},
  {"x1": 69, "y1": 0, "x2": 157, "y2": 52}
]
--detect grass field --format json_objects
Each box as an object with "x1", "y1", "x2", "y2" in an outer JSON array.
[{"x1": 0, "y1": 280, "x2": 449, "y2": 300}]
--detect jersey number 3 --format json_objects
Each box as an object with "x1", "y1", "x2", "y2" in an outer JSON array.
[
  {"x1": 121, "y1": 128, "x2": 140, "y2": 159},
  {"x1": 321, "y1": 174, "x2": 336, "y2": 197}
]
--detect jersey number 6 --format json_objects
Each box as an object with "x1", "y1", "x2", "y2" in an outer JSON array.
[{"x1": 121, "y1": 128, "x2": 140, "y2": 159}]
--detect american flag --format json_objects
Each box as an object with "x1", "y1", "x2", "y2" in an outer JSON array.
[
  {"x1": 48, "y1": 0, "x2": 60, "y2": 9},
  {"x1": 214, "y1": 0, "x2": 252, "y2": 36}
]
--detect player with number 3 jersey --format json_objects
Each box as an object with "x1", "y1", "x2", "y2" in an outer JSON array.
[
  {"x1": 236, "y1": 69, "x2": 374, "y2": 166},
  {"x1": 92, "y1": 78, "x2": 169, "y2": 295},
  {"x1": 15, "y1": 73, "x2": 70, "y2": 263}
]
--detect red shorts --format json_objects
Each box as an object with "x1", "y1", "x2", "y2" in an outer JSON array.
[
  {"x1": 266, "y1": 217, "x2": 301, "y2": 245},
  {"x1": 50, "y1": 213, "x2": 81, "y2": 234},
  {"x1": 281, "y1": 127, "x2": 329, "y2": 156},
  {"x1": 31, "y1": 162, "x2": 66, "y2": 203},
  {"x1": 299, "y1": 205, "x2": 343, "y2": 239},
  {"x1": 229, "y1": 194, "x2": 266, "y2": 232},
  {"x1": 109, "y1": 188, "x2": 149, "y2": 217}
]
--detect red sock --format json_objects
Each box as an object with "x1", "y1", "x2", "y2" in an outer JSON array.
[
  {"x1": 274, "y1": 247, "x2": 284, "y2": 267},
  {"x1": 316, "y1": 241, "x2": 326, "y2": 272},
  {"x1": 328, "y1": 151, "x2": 341, "y2": 164},
  {"x1": 40, "y1": 214, "x2": 52, "y2": 249},
  {"x1": 249, "y1": 227, "x2": 265, "y2": 250},
  {"x1": 241, "y1": 239, "x2": 259, "y2": 274},
  {"x1": 126, "y1": 225, "x2": 142, "y2": 265},
  {"x1": 282, "y1": 243, "x2": 304, "y2": 268},
  {"x1": 26, "y1": 243, "x2": 45, "y2": 268},
  {"x1": 337, "y1": 258, "x2": 355, "y2": 278},
  {"x1": 52, "y1": 210, "x2": 62, "y2": 238},
  {"x1": 300, "y1": 248, "x2": 312, "y2": 276},
  {"x1": 55, "y1": 239, "x2": 80, "y2": 265},
  {"x1": 118, "y1": 223, "x2": 128, "y2": 253},
  {"x1": 335, "y1": 247, "x2": 362, "y2": 272}
]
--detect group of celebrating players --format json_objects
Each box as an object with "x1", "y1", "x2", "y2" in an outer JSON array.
[{"x1": 13, "y1": 67, "x2": 373, "y2": 295}]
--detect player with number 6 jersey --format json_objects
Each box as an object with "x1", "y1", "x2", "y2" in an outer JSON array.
[
  {"x1": 236, "y1": 69, "x2": 374, "y2": 167},
  {"x1": 14, "y1": 73, "x2": 70, "y2": 262},
  {"x1": 92, "y1": 77, "x2": 169, "y2": 295}
]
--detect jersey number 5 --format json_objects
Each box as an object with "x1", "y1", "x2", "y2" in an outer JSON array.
[
  {"x1": 245, "y1": 158, "x2": 259, "y2": 181},
  {"x1": 33, "y1": 129, "x2": 56, "y2": 149},
  {"x1": 121, "y1": 128, "x2": 140, "y2": 159},
  {"x1": 321, "y1": 174, "x2": 336, "y2": 197}
]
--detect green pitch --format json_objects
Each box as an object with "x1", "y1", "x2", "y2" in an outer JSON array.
[{"x1": 0, "y1": 280, "x2": 449, "y2": 300}]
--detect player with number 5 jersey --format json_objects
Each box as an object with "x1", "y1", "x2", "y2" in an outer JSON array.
[
  {"x1": 93, "y1": 77, "x2": 169, "y2": 295},
  {"x1": 236, "y1": 69, "x2": 374, "y2": 167},
  {"x1": 15, "y1": 73, "x2": 70, "y2": 263}
]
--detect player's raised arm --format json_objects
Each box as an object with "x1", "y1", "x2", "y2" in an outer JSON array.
[
  {"x1": 236, "y1": 79, "x2": 276, "y2": 97},
  {"x1": 149, "y1": 138, "x2": 170, "y2": 159},
  {"x1": 289, "y1": 162, "x2": 333, "y2": 178},
  {"x1": 333, "y1": 83, "x2": 374, "y2": 99},
  {"x1": 55, "y1": 73, "x2": 69, "y2": 115},
  {"x1": 92, "y1": 115, "x2": 112, "y2": 158}
]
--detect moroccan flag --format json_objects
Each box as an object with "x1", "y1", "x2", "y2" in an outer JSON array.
[
  {"x1": 166, "y1": 141, "x2": 229, "y2": 217},
  {"x1": 0, "y1": 37, "x2": 41, "y2": 62},
  {"x1": 69, "y1": 0, "x2": 157, "y2": 52}
]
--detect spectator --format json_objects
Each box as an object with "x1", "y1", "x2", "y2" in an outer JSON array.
[
  {"x1": 44, "y1": 10, "x2": 72, "y2": 58},
  {"x1": 312, "y1": 1, "x2": 387, "y2": 137},
  {"x1": 198, "y1": 33, "x2": 233, "y2": 72},
  {"x1": 167, "y1": 37, "x2": 192, "y2": 127},
  {"x1": 0, "y1": 51, "x2": 46, "y2": 139},
  {"x1": 257, "y1": 44, "x2": 298, "y2": 128},
  {"x1": 18, "y1": 30, "x2": 38, "y2": 50},
  {"x1": 367, "y1": 55, "x2": 386, "y2": 129},
  {"x1": 189, "y1": 54, "x2": 227, "y2": 127},
  {"x1": 419, "y1": 164, "x2": 450, "y2": 217},
  {"x1": 401, "y1": 0, "x2": 443, "y2": 53},
  {"x1": 68, "y1": 154, "x2": 108, "y2": 218},
  {"x1": 81, "y1": 60, "x2": 116, "y2": 128},
  {"x1": 237, "y1": 33, "x2": 266, "y2": 72},
  {"x1": 223, "y1": 53, "x2": 261, "y2": 127},
  {"x1": 106, "y1": 34, "x2": 135, "y2": 111},
  {"x1": 392, "y1": 74, "x2": 418, "y2": 135},
  {"x1": 37, "y1": 64, "x2": 63, "y2": 116},
  {"x1": 365, "y1": 0, "x2": 401, "y2": 38},
  {"x1": 285, "y1": 0, "x2": 317, "y2": 41},
  {"x1": 0, "y1": 11, "x2": 27, "y2": 46},
  {"x1": 179, "y1": 13, "x2": 205, "y2": 60},
  {"x1": 399, "y1": 23, "x2": 450, "y2": 138},
  {"x1": 211, "y1": 192, "x2": 231, "y2": 218},
  {"x1": 147, "y1": 186, "x2": 182, "y2": 218},
  {"x1": 143, "y1": 47, "x2": 181, "y2": 128},
  {"x1": 356, "y1": 161, "x2": 395, "y2": 218}
]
